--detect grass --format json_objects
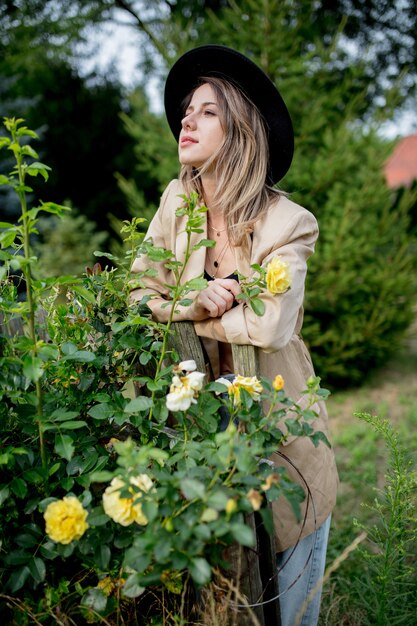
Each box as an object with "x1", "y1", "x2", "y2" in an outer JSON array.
[{"x1": 318, "y1": 328, "x2": 417, "y2": 626}]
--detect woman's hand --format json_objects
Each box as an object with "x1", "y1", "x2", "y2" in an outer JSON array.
[
  {"x1": 145, "y1": 279, "x2": 241, "y2": 323},
  {"x1": 189, "y1": 278, "x2": 241, "y2": 320}
]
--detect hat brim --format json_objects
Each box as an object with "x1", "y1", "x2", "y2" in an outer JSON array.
[{"x1": 164, "y1": 45, "x2": 294, "y2": 184}]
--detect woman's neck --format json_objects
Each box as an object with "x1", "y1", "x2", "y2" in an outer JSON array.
[{"x1": 201, "y1": 174, "x2": 218, "y2": 212}]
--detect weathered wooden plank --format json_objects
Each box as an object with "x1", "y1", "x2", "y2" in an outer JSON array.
[
  {"x1": 255, "y1": 510, "x2": 281, "y2": 625},
  {"x1": 222, "y1": 513, "x2": 265, "y2": 625},
  {"x1": 232, "y1": 343, "x2": 260, "y2": 378},
  {"x1": 169, "y1": 321, "x2": 206, "y2": 372}
]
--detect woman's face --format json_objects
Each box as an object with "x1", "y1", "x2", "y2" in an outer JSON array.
[{"x1": 179, "y1": 83, "x2": 225, "y2": 169}]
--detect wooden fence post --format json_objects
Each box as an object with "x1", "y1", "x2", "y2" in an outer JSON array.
[{"x1": 170, "y1": 322, "x2": 281, "y2": 626}]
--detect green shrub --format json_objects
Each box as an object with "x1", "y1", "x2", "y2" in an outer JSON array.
[{"x1": 292, "y1": 127, "x2": 417, "y2": 387}]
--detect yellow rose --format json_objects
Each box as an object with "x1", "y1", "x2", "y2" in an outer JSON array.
[
  {"x1": 272, "y1": 374, "x2": 285, "y2": 391},
  {"x1": 228, "y1": 375, "x2": 263, "y2": 405},
  {"x1": 44, "y1": 496, "x2": 89, "y2": 544},
  {"x1": 266, "y1": 256, "x2": 291, "y2": 295},
  {"x1": 102, "y1": 475, "x2": 153, "y2": 526}
]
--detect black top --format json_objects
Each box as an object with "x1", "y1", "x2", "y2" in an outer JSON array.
[{"x1": 204, "y1": 269, "x2": 239, "y2": 282}]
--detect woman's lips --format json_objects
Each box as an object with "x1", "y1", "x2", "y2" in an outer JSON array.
[{"x1": 180, "y1": 136, "x2": 198, "y2": 146}]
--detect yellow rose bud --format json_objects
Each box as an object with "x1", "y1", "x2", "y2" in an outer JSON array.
[
  {"x1": 266, "y1": 256, "x2": 291, "y2": 295},
  {"x1": 261, "y1": 473, "x2": 280, "y2": 491},
  {"x1": 247, "y1": 489, "x2": 263, "y2": 511},
  {"x1": 273, "y1": 374, "x2": 285, "y2": 391},
  {"x1": 225, "y1": 498, "x2": 238, "y2": 516},
  {"x1": 44, "y1": 496, "x2": 89, "y2": 544}
]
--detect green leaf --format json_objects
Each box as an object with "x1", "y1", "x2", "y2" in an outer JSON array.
[
  {"x1": 81, "y1": 587, "x2": 108, "y2": 612},
  {"x1": 49, "y1": 409, "x2": 80, "y2": 421},
  {"x1": 22, "y1": 354, "x2": 44, "y2": 382},
  {"x1": 185, "y1": 277, "x2": 208, "y2": 291},
  {"x1": 21, "y1": 145, "x2": 39, "y2": 159},
  {"x1": 71, "y1": 284, "x2": 97, "y2": 304},
  {"x1": 189, "y1": 557, "x2": 212, "y2": 585},
  {"x1": 146, "y1": 247, "x2": 173, "y2": 262},
  {"x1": 310, "y1": 431, "x2": 331, "y2": 448},
  {"x1": 43, "y1": 420, "x2": 87, "y2": 432},
  {"x1": 258, "y1": 506, "x2": 274, "y2": 536},
  {"x1": 54, "y1": 434, "x2": 75, "y2": 461},
  {"x1": 87, "y1": 506, "x2": 110, "y2": 527},
  {"x1": 11, "y1": 477, "x2": 28, "y2": 498},
  {"x1": 180, "y1": 478, "x2": 206, "y2": 500},
  {"x1": 89, "y1": 471, "x2": 115, "y2": 483},
  {"x1": 124, "y1": 396, "x2": 153, "y2": 413},
  {"x1": 207, "y1": 490, "x2": 229, "y2": 510},
  {"x1": 63, "y1": 350, "x2": 96, "y2": 362},
  {"x1": 39, "y1": 201, "x2": 70, "y2": 215},
  {"x1": 192, "y1": 238, "x2": 216, "y2": 249},
  {"x1": 0, "y1": 229, "x2": 18, "y2": 248},
  {"x1": 94, "y1": 544, "x2": 111, "y2": 570},
  {"x1": 249, "y1": 298, "x2": 265, "y2": 316},
  {"x1": 28, "y1": 557, "x2": 46, "y2": 583},
  {"x1": 139, "y1": 351, "x2": 153, "y2": 365},
  {"x1": 88, "y1": 403, "x2": 114, "y2": 420},
  {"x1": 25, "y1": 161, "x2": 51, "y2": 180},
  {"x1": 122, "y1": 573, "x2": 146, "y2": 598},
  {"x1": 60, "y1": 342, "x2": 78, "y2": 355},
  {"x1": 0, "y1": 486, "x2": 10, "y2": 505},
  {"x1": 230, "y1": 522, "x2": 255, "y2": 547},
  {"x1": 8, "y1": 566, "x2": 30, "y2": 593},
  {"x1": 15, "y1": 533, "x2": 38, "y2": 549}
]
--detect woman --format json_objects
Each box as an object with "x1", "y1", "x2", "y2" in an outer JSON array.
[{"x1": 130, "y1": 45, "x2": 338, "y2": 626}]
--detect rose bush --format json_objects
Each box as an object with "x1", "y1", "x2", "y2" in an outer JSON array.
[{"x1": 0, "y1": 118, "x2": 330, "y2": 624}]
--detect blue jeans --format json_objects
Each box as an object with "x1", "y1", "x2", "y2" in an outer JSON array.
[{"x1": 277, "y1": 515, "x2": 331, "y2": 626}]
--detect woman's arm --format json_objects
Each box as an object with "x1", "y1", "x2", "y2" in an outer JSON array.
[{"x1": 194, "y1": 208, "x2": 318, "y2": 352}]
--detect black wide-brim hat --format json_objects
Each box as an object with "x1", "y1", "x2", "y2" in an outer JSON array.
[{"x1": 164, "y1": 44, "x2": 294, "y2": 184}]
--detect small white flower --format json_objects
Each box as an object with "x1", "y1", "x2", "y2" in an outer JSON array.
[
  {"x1": 178, "y1": 359, "x2": 197, "y2": 372},
  {"x1": 166, "y1": 385, "x2": 195, "y2": 412},
  {"x1": 187, "y1": 371, "x2": 205, "y2": 391},
  {"x1": 166, "y1": 368, "x2": 205, "y2": 412},
  {"x1": 214, "y1": 377, "x2": 234, "y2": 394}
]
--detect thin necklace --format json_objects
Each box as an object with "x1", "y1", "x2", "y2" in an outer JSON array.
[
  {"x1": 207, "y1": 220, "x2": 227, "y2": 238},
  {"x1": 209, "y1": 239, "x2": 230, "y2": 277}
]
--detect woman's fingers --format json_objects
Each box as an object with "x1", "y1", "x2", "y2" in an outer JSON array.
[{"x1": 199, "y1": 279, "x2": 240, "y2": 317}]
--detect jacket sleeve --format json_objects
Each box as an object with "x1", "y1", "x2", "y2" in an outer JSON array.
[
  {"x1": 194, "y1": 209, "x2": 318, "y2": 352},
  {"x1": 129, "y1": 180, "x2": 178, "y2": 304}
]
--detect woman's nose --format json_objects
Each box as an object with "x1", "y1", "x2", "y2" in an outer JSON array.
[{"x1": 182, "y1": 113, "x2": 196, "y2": 130}]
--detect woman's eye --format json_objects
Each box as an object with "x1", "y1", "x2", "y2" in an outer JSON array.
[{"x1": 204, "y1": 110, "x2": 215, "y2": 116}]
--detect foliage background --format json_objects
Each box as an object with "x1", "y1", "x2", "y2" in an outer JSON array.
[{"x1": 1, "y1": 0, "x2": 417, "y2": 387}]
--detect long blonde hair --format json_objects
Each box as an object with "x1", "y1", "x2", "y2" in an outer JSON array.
[{"x1": 179, "y1": 76, "x2": 282, "y2": 246}]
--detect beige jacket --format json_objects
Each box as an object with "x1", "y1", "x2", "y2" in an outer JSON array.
[{"x1": 130, "y1": 179, "x2": 338, "y2": 551}]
